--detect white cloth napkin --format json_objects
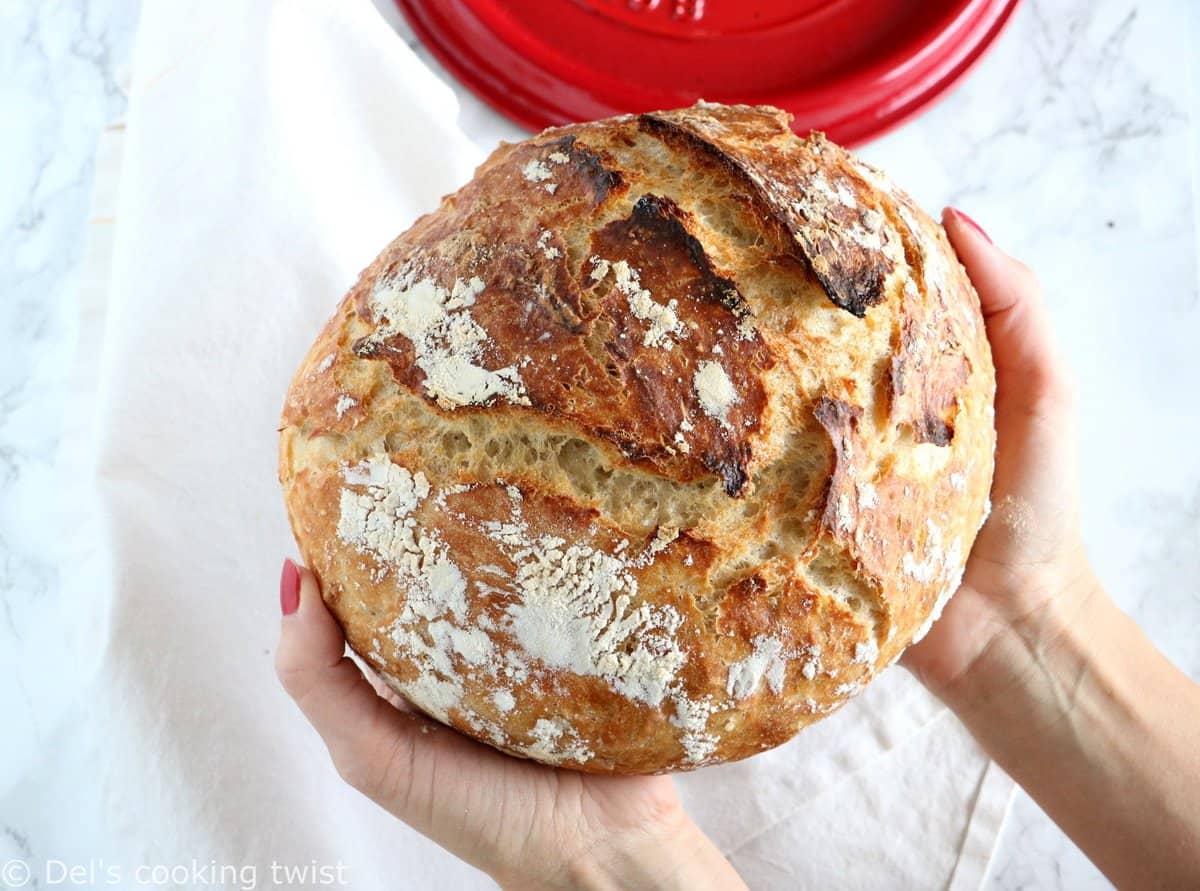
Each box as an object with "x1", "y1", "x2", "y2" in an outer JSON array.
[{"x1": 38, "y1": 1, "x2": 1014, "y2": 887}]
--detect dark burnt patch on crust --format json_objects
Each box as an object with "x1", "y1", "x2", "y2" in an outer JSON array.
[
  {"x1": 621, "y1": 194, "x2": 757, "y2": 320},
  {"x1": 701, "y1": 446, "x2": 750, "y2": 497},
  {"x1": 624, "y1": 195, "x2": 725, "y2": 285},
  {"x1": 351, "y1": 332, "x2": 408, "y2": 364},
  {"x1": 588, "y1": 194, "x2": 772, "y2": 495},
  {"x1": 640, "y1": 107, "x2": 894, "y2": 318},
  {"x1": 545, "y1": 134, "x2": 626, "y2": 205}
]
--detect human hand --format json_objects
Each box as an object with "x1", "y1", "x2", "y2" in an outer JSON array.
[
  {"x1": 903, "y1": 209, "x2": 1100, "y2": 707},
  {"x1": 903, "y1": 211, "x2": 1200, "y2": 891},
  {"x1": 275, "y1": 559, "x2": 746, "y2": 890}
]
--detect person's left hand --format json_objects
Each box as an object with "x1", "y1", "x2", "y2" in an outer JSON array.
[{"x1": 275, "y1": 559, "x2": 745, "y2": 890}]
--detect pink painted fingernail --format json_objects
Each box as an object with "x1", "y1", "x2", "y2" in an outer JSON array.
[
  {"x1": 950, "y1": 208, "x2": 992, "y2": 244},
  {"x1": 280, "y1": 558, "x2": 300, "y2": 616}
]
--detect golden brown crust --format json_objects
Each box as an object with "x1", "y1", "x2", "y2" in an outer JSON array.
[{"x1": 279, "y1": 102, "x2": 996, "y2": 774}]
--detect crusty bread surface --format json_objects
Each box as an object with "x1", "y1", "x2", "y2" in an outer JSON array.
[{"x1": 279, "y1": 103, "x2": 996, "y2": 774}]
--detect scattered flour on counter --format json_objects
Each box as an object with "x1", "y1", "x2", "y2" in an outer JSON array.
[
  {"x1": 693, "y1": 360, "x2": 738, "y2": 423},
  {"x1": 369, "y1": 264, "x2": 529, "y2": 410}
]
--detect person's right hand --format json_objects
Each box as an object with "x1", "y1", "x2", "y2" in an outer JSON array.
[{"x1": 903, "y1": 208, "x2": 1099, "y2": 708}]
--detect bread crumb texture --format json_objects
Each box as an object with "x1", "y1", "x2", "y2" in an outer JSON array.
[{"x1": 279, "y1": 103, "x2": 996, "y2": 774}]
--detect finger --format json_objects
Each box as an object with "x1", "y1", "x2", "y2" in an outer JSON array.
[
  {"x1": 942, "y1": 207, "x2": 1071, "y2": 404},
  {"x1": 940, "y1": 213, "x2": 1082, "y2": 568}
]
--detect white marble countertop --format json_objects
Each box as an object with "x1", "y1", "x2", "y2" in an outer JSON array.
[{"x1": 1, "y1": 2, "x2": 1196, "y2": 888}]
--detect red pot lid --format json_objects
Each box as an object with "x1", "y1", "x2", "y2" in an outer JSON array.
[{"x1": 395, "y1": 0, "x2": 1018, "y2": 147}]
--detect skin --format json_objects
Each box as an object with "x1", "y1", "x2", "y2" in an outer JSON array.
[{"x1": 277, "y1": 208, "x2": 1200, "y2": 889}]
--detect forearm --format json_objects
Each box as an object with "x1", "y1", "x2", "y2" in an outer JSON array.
[
  {"x1": 939, "y1": 578, "x2": 1200, "y2": 889},
  {"x1": 569, "y1": 820, "x2": 746, "y2": 891},
  {"x1": 499, "y1": 815, "x2": 747, "y2": 891}
]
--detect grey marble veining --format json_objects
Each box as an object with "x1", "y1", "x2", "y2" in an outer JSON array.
[
  {"x1": 0, "y1": 0, "x2": 139, "y2": 773},
  {"x1": 1, "y1": 2, "x2": 1196, "y2": 889}
]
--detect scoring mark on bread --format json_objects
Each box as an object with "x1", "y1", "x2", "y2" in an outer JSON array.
[
  {"x1": 639, "y1": 108, "x2": 894, "y2": 318},
  {"x1": 813, "y1": 396, "x2": 864, "y2": 537}
]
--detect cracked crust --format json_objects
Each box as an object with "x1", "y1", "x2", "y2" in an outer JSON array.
[{"x1": 279, "y1": 102, "x2": 996, "y2": 774}]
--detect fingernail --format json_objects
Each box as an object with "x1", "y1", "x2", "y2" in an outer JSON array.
[
  {"x1": 950, "y1": 208, "x2": 992, "y2": 244},
  {"x1": 280, "y1": 558, "x2": 300, "y2": 616}
]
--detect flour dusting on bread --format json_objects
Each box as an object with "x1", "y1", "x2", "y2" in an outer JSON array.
[
  {"x1": 483, "y1": 487, "x2": 687, "y2": 708},
  {"x1": 694, "y1": 360, "x2": 739, "y2": 424},
  {"x1": 368, "y1": 265, "x2": 529, "y2": 409}
]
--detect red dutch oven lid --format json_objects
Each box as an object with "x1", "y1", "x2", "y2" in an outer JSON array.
[{"x1": 395, "y1": 0, "x2": 1018, "y2": 146}]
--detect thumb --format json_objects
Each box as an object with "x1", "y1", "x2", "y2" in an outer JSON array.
[
  {"x1": 274, "y1": 558, "x2": 541, "y2": 875},
  {"x1": 275, "y1": 558, "x2": 423, "y2": 794}
]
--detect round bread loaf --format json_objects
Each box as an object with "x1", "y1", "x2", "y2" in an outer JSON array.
[{"x1": 279, "y1": 103, "x2": 995, "y2": 774}]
